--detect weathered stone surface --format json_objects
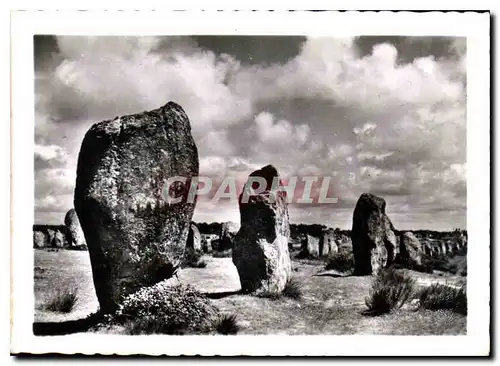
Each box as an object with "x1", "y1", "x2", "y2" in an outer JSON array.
[
  {"x1": 216, "y1": 221, "x2": 239, "y2": 251},
  {"x1": 440, "y1": 242, "x2": 448, "y2": 256},
  {"x1": 46, "y1": 229, "x2": 56, "y2": 246},
  {"x1": 186, "y1": 223, "x2": 202, "y2": 252},
  {"x1": 33, "y1": 231, "x2": 47, "y2": 248},
  {"x1": 52, "y1": 230, "x2": 66, "y2": 248},
  {"x1": 288, "y1": 235, "x2": 303, "y2": 251},
  {"x1": 445, "y1": 241, "x2": 455, "y2": 256},
  {"x1": 447, "y1": 241, "x2": 456, "y2": 256},
  {"x1": 432, "y1": 244, "x2": 440, "y2": 256},
  {"x1": 351, "y1": 193, "x2": 398, "y2": 275},
  {"x1": 232, "y1": 165, "x2": 292, "y2": 294},
  {"x1": 33, "y1": 225, "x2": 67, "y2": 248},
  {"x1": 459, "y1": 232, "x2": 467, "y2": 249},
  {"x1": 399, "y1": 231, "x2": 423, "y2": 267},
  {"x1": 300, "y1": 235, "x2": 320, "y2": 258},
  {"x1": 74, "y1": 102, "x2": 199, "y2": 313},
  {"x1": 64, "y1": 208, "x2": 86, "y2": 247},
  {"x1": 335, "y1": 232, "x2": 352, "y2": 251},
  {"x1": 201, "y1": 234, "x2": 217, "y2": 253},
  {"x1": 422, "y1": 242, "x2": 432, "y2": 257},
  {"x1": 320, "y1": 228, "x2": 338, "y2": 257}
]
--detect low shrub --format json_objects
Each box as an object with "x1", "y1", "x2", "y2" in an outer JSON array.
[
  {"x1": 417, "y1": 283, "x2": 467, "y2": 315},
  {"x1": 282, "y1": 277, "x2": 303, "y2": 300},
  {"x1": 364, "y1": 267, "x2": 415, "y2": 316},
  {"x1": 325, "y1": 251, "x2": 354, "y2": 273},
  {"x1": 212, "y1": 249, "x2": 232, "y2": 258},
  {"x1": 421, "y1": 255, "x2": 450, "y2": 272},
  {"x1": 44, "y1": 287, "x2": 78, "y2": 313},
  {"x1": 116, "y1": 283, "x2": 220, "y2": 335},
  {"x1": 459, "y1": 266, "x2": 467, "y2": 277},
  {"x1": 394, "y1": 257, "x2": 434, "y2": 274},
  {"x1": 421, "y1": 254, "x2": 467, "y2": 275},
  {"x1": 182, "y1": 248, "x2": 206, "y2": 268},
  {"x1": 413, "y1": 262, "x2": 434, "y2": 274},
  {"x1": 214, "y1": 314, "x2": 240, "y2": 335},
  {"x1": 257, "y1": 290, "x2": 282, "y2": 301}
]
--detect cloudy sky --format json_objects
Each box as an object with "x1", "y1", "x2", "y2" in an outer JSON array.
[{"x1": 34, "y1": 35, "x2": 466, "y2": 230}]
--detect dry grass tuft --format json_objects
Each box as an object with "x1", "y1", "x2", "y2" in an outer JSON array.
[
  {"x1": 44, "y1": 287, "x2": 79, "y2": 313},
  {"x1": 214, "y1": 314, "x2": 240, "y2": 335},
  {"x1": 282, "y1": 277, "x2": 303, "y2": 300},
  {"x1": 363, "y1": 268, "x2": 415, "y2": 316},
  {"x1": 417, "y1": 283, "x2": 467, "y2": 315}
]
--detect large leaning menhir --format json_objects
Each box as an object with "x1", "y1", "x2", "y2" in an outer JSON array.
[{"x1": 74, "y1": 102, "x2": 199, "y2": 313}]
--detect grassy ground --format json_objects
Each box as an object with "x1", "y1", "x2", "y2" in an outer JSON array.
[
  {"x1": 33, "y1": 250, "x2": 466, "y2": 335},
  {"x1": 34, "y1": 249, "x2": 99, "y2": 322}
]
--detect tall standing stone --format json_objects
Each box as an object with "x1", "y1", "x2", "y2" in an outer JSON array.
[
  {"x1": 459, "y1": 231, "x2": 467, "y2": 249},
  {"x1": 201, "y1": 234, "x2": 217, "y2": 253},
  {"x1": 448, "y1": 241, "x2": 454, "y2": 255},
  {"x1": 422, "y1": 242, "x2": 432, "y2": 257},
  {"x1": 52, "y1": 230, "x2": 66, "y2": 248},
  {"x1": 186, "y1": 222, "x2": 202, "y2": 252},
  {"x1": 232, "y1": 165, "x2": 292, "y2": 294},
  {"x1": 351, "y1": 193, "x2": 398, "y2": 275},
  {"x1": 33, "y1": 231, "x2": 47, "y2": 248},
  {"x1": 64, "y1": 208, "x2": 86, "y2": 247},
  {"x1": 399, "y1": 231, "x2": 423, "y2": 268},
  {"x1": 74, "y1": 102, "x2": 199, "y2": 313},
  {"x1": 440, "y1": 242, "x2": 448, "y2": 256},
  {"x1": 432, "y1": 244, "x2": 440, "y2": 256},
  {"x1": 216, "y1": 221, "x2": 239, "y2": 251},
  {"x1": 319, "y1": 228, "x2": 338, "y2": 257},
  {"x1": 300, "y1": 234, "x2": 320, "y2": 258},
  {"x1": 46, "y1": 229, "x2": 56, "y2": 247}
]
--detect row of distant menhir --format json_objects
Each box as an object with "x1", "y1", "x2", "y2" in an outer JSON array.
[
  {"x1": 32, "y1": 214, "x2": 467, "y2": 261},
  {"x1": 33, "y1": 208, "x2": 87, "y2": 250},
  {"x1": 33, "y1": 102, "x2": 467, "y2": 315}
]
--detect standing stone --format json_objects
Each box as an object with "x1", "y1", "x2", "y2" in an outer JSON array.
[
  {"x1": 33, "y1": 231, "x2": 47, "y2": 248},
  {"x1": 232, "y1": 165, "x2": 292, "y2": 294},
  {"x1": 399, "y1": 231, "x2": 423, "y2": 267},
  {"x1": 432, "y1": 244, "x2": 440, "y2": 256},
  {"x1": 448, "y1": 241, "x2": 457, "y2": 256},
  {"x1": 422, "y1": 242, "x2": 432, "y2": 257},
  {"x1": 52, "y1": 230, "x2": 66, "y2": 248},
  {"x1": 445, "y1": 241, "x2": 454, "y2": 256},
  {"x1": 183, "y1": 223, "x2": 204, "y2": 268},
  {"x1": 440, "y1": 242, "x2": 448, "y2": 256},
  {"x1": 320, "y1": 228, "x2": 338, "y2": 257},
  {"x1": 186, "y1": 223, "x2": 202, "y2": 252},
  {"x1": 217, "y1": 222, "x2": 239, "y2": 251},
  {"x1": 201, "y1": 234, "x2": 217, "y2": 253},
  {"x1": 336, "y1": 233, "x2": 352, "y2": 252},
  {"x1": 46, "y1": 229, "x2": 56, "y2": 246},
  {"x1": 460, "y1": 231, "x2": 467, "y2": 249},
  {"x1": 74, "y1": 102, "x2": 199, "y2": 313},
  {"x1": 64, "y1": 208, "x2": 86, "y2": 247},
  {"x1": 300, "y1": 235, "x2": 320, "y2": 258},
  {"x1": 351, "y1": 193, "x2": 398, "y2": 275},
  {"x1": 201, "y1": 237, "x2": 211, "y2": 254}
]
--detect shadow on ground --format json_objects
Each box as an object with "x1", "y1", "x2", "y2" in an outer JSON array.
[
  {"x1": 313, "y1": 272, "x2": 355, "y2": 278},
  {"x1": 33, "y1": 312, "x2": 102, "y2": 336},
  {"x1": 203, "y1": 290, "x2": 242, "y2": 299}
]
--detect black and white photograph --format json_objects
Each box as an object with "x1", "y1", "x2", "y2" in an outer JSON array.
[{"x1": 10, "y1": 10, "x2": 490, "y2": 356}]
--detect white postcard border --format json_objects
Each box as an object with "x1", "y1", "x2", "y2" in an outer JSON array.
[{"x1": 10, "y1": 10, "x2": 490, "y2": 356}]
